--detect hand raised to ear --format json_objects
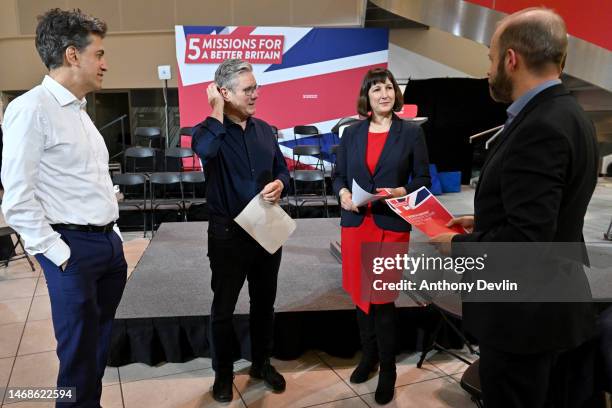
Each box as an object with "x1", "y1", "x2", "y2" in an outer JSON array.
[{"x1": 207, "y1": 83, "x2": 224, "y2": 122}]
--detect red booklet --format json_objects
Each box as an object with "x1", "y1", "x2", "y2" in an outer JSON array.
[{"x1": 385, "y1": 187, "x2": 466, "y2": 237}]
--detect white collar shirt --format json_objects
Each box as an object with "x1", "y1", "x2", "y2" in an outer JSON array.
[{"x1": 1, "y1": 75, "x2": 120, "y2": 266}]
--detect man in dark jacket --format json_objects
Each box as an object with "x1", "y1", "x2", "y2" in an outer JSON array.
[{"x1": 431, "y1": 8, "x2": 599, "y2": 407}]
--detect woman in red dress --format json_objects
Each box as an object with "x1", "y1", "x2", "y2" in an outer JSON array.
[{"x1": 333, "y1": 68, "x2": 431, "y2": 404}]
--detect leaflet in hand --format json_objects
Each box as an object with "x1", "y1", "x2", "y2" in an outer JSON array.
[
  {"x1": 351, "y1": 179, "x2": 393, "y2": 207},
  {"x1": 385, "y1": 187, "x2": 466, "y2": 237},
  {"x1": 234, "y1": 194, "x2": 296, "y2": 254}
]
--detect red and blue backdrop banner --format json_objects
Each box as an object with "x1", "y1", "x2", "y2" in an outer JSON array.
[{"x1": 175, "y1": 25, "x2": 389, "y2": 170}]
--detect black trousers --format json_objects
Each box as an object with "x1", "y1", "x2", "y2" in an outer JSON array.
[
  {"x1": 479, "y1": 340, "x2": 599, "y2": 408},
  {"x1": 208, "y1": 217, "x2": 282, "y2": 374},
  {"x1": 599, "y1": 305, "x2": 612, "y2": 392}
]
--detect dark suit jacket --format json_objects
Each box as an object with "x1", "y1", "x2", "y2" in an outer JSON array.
[
  {"x1": 333, "y1": 115, "x2": 431, "y2": 232},
  {"x1": 453, "y1": 84, "x2": 599, "y2": 353}
]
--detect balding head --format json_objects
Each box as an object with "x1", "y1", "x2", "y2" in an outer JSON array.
[{"x1": 494, "y1": 8, "x2": 568, "y2": 75}]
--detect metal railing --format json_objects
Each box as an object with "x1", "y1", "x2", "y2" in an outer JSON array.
[{"x1": 100, "y1": 114, "x2": 128, "y2": 169}]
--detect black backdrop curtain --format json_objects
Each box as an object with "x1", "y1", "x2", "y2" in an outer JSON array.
[{"x1": 404, "y1": 78, "x2": 508, "y2": 184}]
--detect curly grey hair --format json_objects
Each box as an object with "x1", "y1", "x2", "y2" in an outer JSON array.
[
  {"x1": 35, "y1": 8, "x2": 107, "y2": 70},
  {"x1": 214, "y1": 59, "x2": 253, "y2": 91}
]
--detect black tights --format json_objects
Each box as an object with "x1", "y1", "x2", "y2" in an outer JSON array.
[{"x1": 356, "y1": 303, "x2": 396, "y2": 371}]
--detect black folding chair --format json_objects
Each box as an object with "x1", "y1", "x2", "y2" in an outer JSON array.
[
  {"x1": 164, "y1": 147, "x2": 196, "y2": 172},
  {"x1": 330, "y1": 144, "x2": 340, "y2": 178},
  {"x1": 149, "y1": 172, "x2": 183, "y2": 235},
  {"x1": 292, "y1": 144, "x2": 324, "y2": 172},
  {"x1": 294, "y1": 125, "x2": 322, "y2": 153},
  {"x1": 134, "y1": 127, "x2": 163, "y2": 149},
  {"x1": 460, "y1": 359, "x2": 483, "y2": 408},
  {"x1": 331, "y1": 117, "x2": 360, "y2": 137},
  {"x1": 415, "y1": 293, "x2": 478, "y2": 369},
  {"x1": 0, "y1": 226, "x2": 35, "y2": 271},
  {"x1": 180, "y1": 171, "x2": 206, "y2": 220},
  {"x1": 270, "y1": 125, "x2": 279, "y2": 139},
  {"x1": 112, "y1": 173, "x2": 148, "y2": 237},
  {"x1": 125, "y1": 146, "x2": 157, "y2": 173},
  {"x1": 178, "y1": 128, "x2": 200, "y2": 171},
  {"x1": 292, "y1": 169, "x2": 328, "y2": 218}
]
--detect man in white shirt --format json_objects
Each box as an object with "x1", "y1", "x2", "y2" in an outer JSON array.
[{"x1": 1, "y1": 9, "x2": 127, "y2": 407}]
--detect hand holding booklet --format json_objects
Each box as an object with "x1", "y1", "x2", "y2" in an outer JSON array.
[
  {"x1": 385, "y1": 187, "x2": 466, "y2": 237},
  {"x1": 351, "y1": 179, "x2": 393, "y2": 207},
  {"x1": 234, "y1": 194, "x2": 296, "y2": 254}
]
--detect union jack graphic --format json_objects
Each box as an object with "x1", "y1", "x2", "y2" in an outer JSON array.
[{"x1": 175, "y1": 25, "x2": 389, "y2": 170}]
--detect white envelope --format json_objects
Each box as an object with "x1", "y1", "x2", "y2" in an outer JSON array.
[{"x1": 234, "y1": 195, "x2": 296, "y2": 254}]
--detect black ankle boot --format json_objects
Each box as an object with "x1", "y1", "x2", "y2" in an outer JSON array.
[
  {"x1": 212, "y1": 371, "x2": 234, "y2": 402},
  {"x1": 374, "y1": 368, "x2": 396, "y2": 405},
  {"x1": 350, "y1": 354, "x2": 379, "y2": 383}
]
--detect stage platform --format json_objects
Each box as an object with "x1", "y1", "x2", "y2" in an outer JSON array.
[
  {"x1": 109, "y1": 219, "x2": 458, "y2": 367},
  {"x1": 109, "y1": 181, "x2": 612, "y2": 366}
]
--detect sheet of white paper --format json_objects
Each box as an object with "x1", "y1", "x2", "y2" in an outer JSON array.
[
  {"x1": 234, "y1": 195, "x2": 297, "y2": 254},
  {"x1": 351, "y1": 179, "x2": 388, "y2": 207}
]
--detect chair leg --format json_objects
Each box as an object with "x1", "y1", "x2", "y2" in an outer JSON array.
[
  {"x1": 151, "y1": 201, "x2": 156, "y2": 237},
  {"x1": 605, "y1": 218, "x2": 612, "y2": 240},
  {"x1": 417, "y1": 318, "x2": 443, "y2": 368},
  {"x1": 19, "y1": 240, "x2": 36, "y2": 272},
  {"x1": 472, "y1": 396, "x2": 484, "y2": 408},
  {"x1": 322, "y1": 177, "x2": 329, "y2": 218},
  {"x1": 439, "y1": 310, "x2": 478, "y2": 355},
  {"x1": 16, "y1": 237, "x2": 35, "y2": 272},
  {"x1": 293, "y1": 177, "x2": 300, "y2": 219},
  {"x1": 142, "y1": 210, "x2": 147, "y2": 238}
]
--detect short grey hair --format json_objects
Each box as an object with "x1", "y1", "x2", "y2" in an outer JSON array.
[
  {"x1": 35, "y1": 8, "x2": 107, "y2": 70},
  {"x1": 498, "y1": 8, "x2": 567, "y2": 73},
  {"x1": 214, "y1": 59, "x2": 253, "y2": 91}
]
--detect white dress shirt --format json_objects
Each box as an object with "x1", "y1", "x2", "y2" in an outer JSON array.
[{"x1": 1, "y1": 75, "x2": 121, "y2": 266}]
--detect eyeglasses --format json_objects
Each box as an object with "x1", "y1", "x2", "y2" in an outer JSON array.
[{"x1": 241, "y1": 85, "x2": 260, "y2": 96}]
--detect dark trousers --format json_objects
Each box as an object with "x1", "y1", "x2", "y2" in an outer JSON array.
[
  {"x1": 208, "y1": 217, "x2": 281, "y2": 374},
  {"x1": 356, "y1": 303, "x2": 397, "y2": 370},
  {"x1": 36, "y1": 229, "x2": 127, "y2": 408},
  {"x1": 479, "y1": 341, "x2": 598, "y2": 408},
  {"x1": 599, "y1": 305, "x2": 612, "y2": 392}
]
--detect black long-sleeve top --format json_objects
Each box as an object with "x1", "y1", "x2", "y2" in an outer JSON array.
[{"x1": 191, "y1": 115, "x2": 290, "y2": 219}]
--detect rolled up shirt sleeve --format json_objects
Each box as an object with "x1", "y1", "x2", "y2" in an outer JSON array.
[{"x1": 1, "y1": 103, "x2": 70, "y2": 266}]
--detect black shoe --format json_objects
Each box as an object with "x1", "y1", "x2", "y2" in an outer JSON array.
[
  {"x1": 349, "y1": 357, "x2": 379, "y2": 384},
  {"x1": 374, "y1": 369, "x2": 396, "y2": 405},
  {"x1": 250, "y1": 362, "x2": 286, "y2": 392},
  {"x1": 212, "y1": 372, "x2": 234, "y2": 402}
]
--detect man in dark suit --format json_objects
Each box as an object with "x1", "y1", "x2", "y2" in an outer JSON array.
[{"x1": 431, "y1": 7, "x2": 599, "y2": 407}]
